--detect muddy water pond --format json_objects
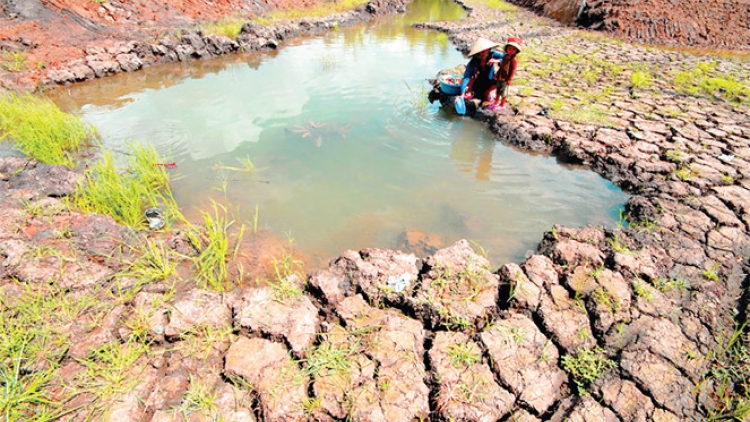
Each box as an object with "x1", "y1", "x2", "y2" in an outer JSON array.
[{"x1": 49, "y1": 0, "x2": 629, "y2": 267}]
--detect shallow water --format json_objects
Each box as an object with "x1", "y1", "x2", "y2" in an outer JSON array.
[{"x1": 48, "y1": 0, "x2": 629, "y2": 267}]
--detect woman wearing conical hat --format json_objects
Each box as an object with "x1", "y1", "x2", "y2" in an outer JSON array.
[{"x1": 460, "y1": 37, "x2": 502, "y2": 103}]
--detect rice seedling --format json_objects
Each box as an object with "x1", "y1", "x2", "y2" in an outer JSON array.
[
  {"x1": 630, "y1": 218, "x2": 659, "y2": 233},
  {"x1": 444, "y1": 313, "x2": 473, "y2": 332},
  {"x1": 592, "y1": 287, "x2": 620, "y2": 314},
  {"x1": 458, "y1": 378, "x2": 489, "y2": 403},
  {"x1": 185, "y1": 200, "x2": 245, "y2": 291},
  {"x1": 673, "y1": 62, "x2": 750, "y2": 104},
  {"x1": 74, "y1": 143, "x2": 181, "y2": 228},
  {"x1": 125, "y1": 239, "x2": 177, "y2": 281},
  {"x1": 74, "y1": 151, "x2": 144, "y2": 226},
  {"x1": 631, "y1": 279, "x2": 653, "y2": 301},
  {"x1": 653, "y1": 277, "x2": 690, "y2": 292},
  {"x1": 673, "y1": 166, "x2": 695, "y2": 181},
  {"x1": 608, "y1": 233, "x2": 633, "y2": 255},
  {"x1": 19, "y1": 198, "x2": 45, "y2": 219},
  {"x1": 126, "y1": 143, "x2": 173, "y2": 194},
  {"x1": 699, "y1": 76, "x2": 750, "y2": 103},
  {"x1": 83, "y1": 342, "x2": 147, "y2": 386},
  {"x1": 0, "y1": 92, "x2": 96, "y2": 167},
  {"x1": 702, "y1": 262, "x2": 722, "y2": 282},
  {"x1": 123, "y1": 307, "x2": 156, "y2": 344}
]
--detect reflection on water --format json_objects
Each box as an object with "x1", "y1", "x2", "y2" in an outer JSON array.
[
  {"x1": 49, "y1": 51, "x2": 276, "y2": 111},
  {"x1": 451, "y1": 123, "x2": 496, "y2": 181},
  {"x1": 47, "y1": 0, "x2": 629, "y2": 267}
]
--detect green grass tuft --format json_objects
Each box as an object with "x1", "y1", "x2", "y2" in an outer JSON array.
[
  {"x1": 700, "y1": 324, "x2": 750, "y2": 420},
  {"x1": 483, "y1": 0, "x2": 517, "y2": 11},
  {"x1": 550, "y1": 104, "x2": 615, "y2": 126},
  {"x1": 186, "y1": 201, "x2": 245, "y2": 291},
  {"x1": 1, "y1": 51, "x2": 27, "y2": 72},
  {"x1": 447, "y1": 342, "x2": 480, "y2": 368},
  {"x1": 629, "y1": 70, "x2": 652, "y2": 89},
  {"x1": 673, "y1": 61, "x2": 750, "y2": 104},
  {"x1": 179, "y1": 376, "x2": 218, "y2": 418},
  {"x1": 113, "y1": 238, "x2": 178, "y2": 302},
  {"x1": 251, "y1": 0, "x2": 369, "y2": 25},
  {"x1": 202, "y1": 17, "x2": 246, "y2": 39},
  {"x1": 0, "y1": 282, "x2": 102, "y2": 420},
  {"x1": 302, "y1": 341, "x2": 359, "y2": 377},
  {"x1": 269, "y1": 252, "x2": 305, "y2": 303},
  {"x1": 562, "y1": 346, "x2": 616, "y2": 395},
  {"x1": 653, "y1": 277, "x2": 690, "y2": 292},
  {"x1": 0, "y1": 339, "x2": 55, "y2": 421},
  {"x1": 74, "y1": 143, "x2": 180, "y2": 228},
  {"x1": 0, "y1": 93, "x2": 96, "y2": 167}
]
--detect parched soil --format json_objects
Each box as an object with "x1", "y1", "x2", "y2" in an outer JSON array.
[
  {"x1": 2, "y1": 0, "x2": 750, "y2": 420},
  {"x1": 505, "y1": 0, "x2": 750, "y2": 51},
  {"x1": 581, "y1": 0, "x2": 750, "y2": 50}
]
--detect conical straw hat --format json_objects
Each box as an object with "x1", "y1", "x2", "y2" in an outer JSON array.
[{"x1": 468, "y1": 37, "x2": 500, "y2": 57}]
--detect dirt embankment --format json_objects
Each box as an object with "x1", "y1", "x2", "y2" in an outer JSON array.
[
  {"x1": 506, "y1": 0, "x2": 750, "y2": 51},
  {"x1": 1, "y1": 0, "x2": 749, "y2": 91},
  {"x1": 0, "y1": 0, "x2": 404, "y2": 90}
]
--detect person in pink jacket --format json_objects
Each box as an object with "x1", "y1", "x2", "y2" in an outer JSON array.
[{"x1": 486, "y1": 36, "x2": 522, "y2": 111}]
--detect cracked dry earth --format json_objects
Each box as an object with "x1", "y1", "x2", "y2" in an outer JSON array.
[
  {"x1": 0, "y1": 157, "x2": 747, "y2": 421},
  {"x1": 2, "y1": 0, "x2": 750, "y2": 421}
]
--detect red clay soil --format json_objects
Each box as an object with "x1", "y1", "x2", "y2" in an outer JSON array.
[
  {"x1": 0, "y1": 0, "x2": 327, "y2": 88},
  {"x1": 508, "y1": 0, "x2": 750, "y2": 51},
  {"x1": 1, "y1": 0, "x2": 749, "y2": 90},
  {"x1": 583, "y1": 0, "x2": 750, "y2": 50}
]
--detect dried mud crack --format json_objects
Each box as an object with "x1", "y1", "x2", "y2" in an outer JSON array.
[{"x1": 2, "y1": 0, "x2": 750, "y2": 420}]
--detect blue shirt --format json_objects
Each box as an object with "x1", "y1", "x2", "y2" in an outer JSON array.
[{"x1": 461, "y1": 51, "x2": 505, "y2": 94}]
